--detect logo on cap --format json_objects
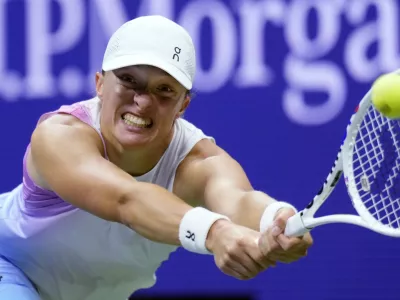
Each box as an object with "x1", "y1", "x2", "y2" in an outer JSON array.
[{"x1": 173, "y1": 47, "x2": 181, "y2": 62}]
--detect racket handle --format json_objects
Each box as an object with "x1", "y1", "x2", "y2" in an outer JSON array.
[{"x1": 284, "y1": 212, "x2": 310, "y2": 237}]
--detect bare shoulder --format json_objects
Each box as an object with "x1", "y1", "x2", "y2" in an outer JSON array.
[
  {"x1": 185, "y1": 138, "x2": 225, "y2": 160},
  {"x1": 38, "y1": 113, "x2": 93, "y2": 130},
  {"x1": 32, "y1": 113, "x2": 103, "y2": 149},
  {"x1": 27, "y1": 113, "x2": 104, "y2": 190},
  {"x1": 176, "y1": 138, "x2": 230, "y2": 176}
]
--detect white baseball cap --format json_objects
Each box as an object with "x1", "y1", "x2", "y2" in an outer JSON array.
[{"x1": 102, "y1": 15, "x2": 196, "y2": 90}]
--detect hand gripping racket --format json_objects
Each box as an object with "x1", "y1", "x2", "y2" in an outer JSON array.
[{"x1": 284, "y1": 85, "x2": 400, "y2": 238}]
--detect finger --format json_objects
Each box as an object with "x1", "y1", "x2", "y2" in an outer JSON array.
[
  {"x1": 223, "y1": 259, "x2": 257, "y2": 280},
  {"x1": 263, "y1": 257, "x2": 277, "y2": 268},
  {"x1": 278, "y1": 234, "x2": 312, "y2": 258},
  {"x1": 258, "y1": 229, "x2": 285, "y2": 265},
  {"x1": 231, "y1": 253, "x2": 262, "y2": 276},
  {"x1": 220, "y1": 264, "x2": 250, "y2": 280},
  {"x1": 276, "y1": 234, "x2": 306, "y2": 252},
  {"x1": 268, "y1": 246, "x2": 308, "y2": 263},
  {"x1": 258, "y1": 229, "x2": 284, "y2": 255},
  {"x1": 277, "y1": 249, "x2": 309, "y2": 263},
  {"x1": 273, "y1": 255, "x2": 301, "y2": 264},
  {"x1": 246, "y1": 240, "x2": 275, "y2": 270},
  {"x1": 262, "y1": 232, "x2": 303, "y2": 263},
  {"x1": 303, "y1": 233, "x2": 314, "y2": 247},
  {"x1": 265, "y1": 246, "x2": 305, "y2": 263},
  {"x1": 271, "y1": 208, "x2": 297, "y2": 237},
  {"x1": 216, "y1": 255, "x2": 251, "y2": 280},
  {"x1": 244, "y1": 252, "x2": 267, "y2": 273}
]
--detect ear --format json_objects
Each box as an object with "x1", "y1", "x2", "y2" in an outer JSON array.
[
  {"x1": 176, "y1": 95, "x2": 191, "y2": 119},
  {"x1": 95, "y1": 72, "x2": 104, "y2": 99}
]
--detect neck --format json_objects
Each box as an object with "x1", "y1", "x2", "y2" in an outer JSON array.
[{"x1": 105, "y1": 127, "x2": 175, "y2": 177}]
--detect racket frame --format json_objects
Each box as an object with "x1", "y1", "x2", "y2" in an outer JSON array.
[{"x1": 285, "y1": 88, "x2": 400, "y2": 237}]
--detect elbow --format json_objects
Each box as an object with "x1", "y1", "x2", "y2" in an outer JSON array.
[
  {"x1": 114, "y1": 181, "x2": 154, "y2": 228},
  {"x1": 115, "y1": 185, "x2": 138, "y2": 227}
]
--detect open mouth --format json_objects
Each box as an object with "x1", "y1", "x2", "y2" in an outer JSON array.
[{"x1": 121, "y1": 113, "x2": 153, "y2": 129}]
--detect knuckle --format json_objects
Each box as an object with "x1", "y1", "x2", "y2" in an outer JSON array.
[
  {"x1": 260, "y1": 244, "x2": 271, "y2": 257},
  {"x1": 299, "y1": 240, "x2": 312, "y2": 252},
  {"x1": 254, "y1": 251, "x2": 265, "y2": 263},
  {"x1": 273, "y1": 216, "x2": 284, "y2": 226},
  {"x1": 218, "y1": 254, "x2": 231, "y2": 268},
  {"x1": 221, "y1": 253, "x2": 232, "y2": 265},
  {"x1": 236, "y1": 237, "x2": 247, "y2": 248},
  {"x1": 220, "y1": 265, "x2": 231, "y2": 274},
  {"x1": 226, "y1": 238, "x2": 247, "y2": 255},
  {"x1": 287, "y1": 240, "x2": 299, "y2": 250},
  {"x1": 225, "y1": 245, "x2": 237, "y2": 258},
  {"x1": 278, "y1": 242, "x2": 290, "y2": 251},
  {"x1": 224, "y1": 242, "x2": 234, "y2": 252},
  {"x1": 299, "y1": 248, "x2": 308, "y2": 257},
  {"x1": 270, "y1": 242, "x2": 281, "y2": 252}
]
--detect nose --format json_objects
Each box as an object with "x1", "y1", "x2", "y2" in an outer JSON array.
[{"x1": 133, "y1": 93, "x2": 153, "y2": 111}]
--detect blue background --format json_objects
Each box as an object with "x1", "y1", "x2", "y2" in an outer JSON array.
[{"x1": 1, "y1": 0, "x2": 400, "y2": 299}]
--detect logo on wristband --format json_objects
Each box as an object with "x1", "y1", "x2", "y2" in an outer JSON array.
[{"x1": 185, "y1": 230, "x2": 195, "y2": 241}]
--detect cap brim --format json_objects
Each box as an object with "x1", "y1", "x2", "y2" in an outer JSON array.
[{"x1": 102, "y1": 54, "x2": 192, "y2": 90}]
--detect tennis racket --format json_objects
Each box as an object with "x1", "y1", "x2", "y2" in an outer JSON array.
[{"x1": 284, "y1": 82, "x2": 400, "y2": 238}]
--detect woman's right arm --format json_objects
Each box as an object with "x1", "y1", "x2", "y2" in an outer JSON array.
[{"x1": 28, "y1": 114, "x2": 194, "y2": 246}]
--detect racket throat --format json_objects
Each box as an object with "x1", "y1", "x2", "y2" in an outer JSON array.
[{"x1": 303, "y1": 214, "x2": 367, "y2": 230}]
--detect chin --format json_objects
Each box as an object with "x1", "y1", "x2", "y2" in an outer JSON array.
[{"x1": 117, "y1": 134, "x2": 156, "y2": 150}]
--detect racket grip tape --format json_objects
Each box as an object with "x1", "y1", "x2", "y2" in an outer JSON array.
[{"x1": 284, "y1": 213, "x2": 310, "y2": 237}]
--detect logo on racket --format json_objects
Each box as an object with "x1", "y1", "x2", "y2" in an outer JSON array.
[{"x1": 360, "y1": 175, "x2": 370, "y2": 192}]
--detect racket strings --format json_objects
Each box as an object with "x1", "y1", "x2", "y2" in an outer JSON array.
[
  {"x1": 352, "y1": 105, "x2": 400, "y2": 228},
  {"x1": 366, "y1": 110, "x2": 400, "y2": 226}
]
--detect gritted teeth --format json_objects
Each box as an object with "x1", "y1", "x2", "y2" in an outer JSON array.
[{"x1": 122, "y1": 113, "x2": 152, "y2": 128}]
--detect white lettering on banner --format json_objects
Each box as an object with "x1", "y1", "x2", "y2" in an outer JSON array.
[
  {"x1": 344, "y1": 0, "x2": 400, "y2": 82},
  {"x1": 179, "y1": 0, "x2": 237, "y2": 92},
  {"x1": 0, "y1": 0, "x2": 399, "y2": 127},
  {"x1": 285, "y1": 1, "x2": 342, "y2": 59},
  {"x1": 87, "y1": 0, "x2": 129, "y2": 93},
  {"x1": 283, "y1": 55, "x2": 346, "y2": 125},
  {"x1": 0, "y1": 0, "x2": 21, "y2": 102},
  {"x1": 283, "y1": 0, "x2": 345, "y2": 125},
  {"x1": 25, "y1": 0, "x2": 85, "y2": 98},
  {"x1": 233, "y1": 0, "x2": 284, "y2": 87}
]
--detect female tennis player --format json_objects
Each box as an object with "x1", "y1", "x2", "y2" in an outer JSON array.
[{"x1": 0, "y1": 15, "x2": 313, "y2": 300}]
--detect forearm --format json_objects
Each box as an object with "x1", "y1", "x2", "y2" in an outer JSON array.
[
  {"x1": 212, "y1": 190, "x2": 278, "y2": 231},
  {"x1": 118, "y1": 181, "x2": 193, "y2": 245},
  {"x1": 230, "y1": 191, "x2": 278, "y2": 230}
]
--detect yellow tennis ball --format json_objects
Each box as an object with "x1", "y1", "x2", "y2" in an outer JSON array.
[{"x1": 371, "y1": 73, "x2": 400, "y2": 119}]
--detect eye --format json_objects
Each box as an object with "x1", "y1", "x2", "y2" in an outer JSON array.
[
  {"x1": 119, "y1": 75, "x2": 137, "y2": 84},
  {"x1": 156, "y1": 85, "x2": 174, "y2": 93}
]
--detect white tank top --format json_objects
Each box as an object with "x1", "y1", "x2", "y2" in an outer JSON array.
[{"x1": 0, "y1": 97, "x2": 214, "y2": 300}]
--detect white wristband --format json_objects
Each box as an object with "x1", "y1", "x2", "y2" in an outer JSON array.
[
  {"x1": 259, "y1": 201, "x2": 297, "y2": 232},
  {"x1": 179, "y1": 207, "x2": 230, "y2": 255}
]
